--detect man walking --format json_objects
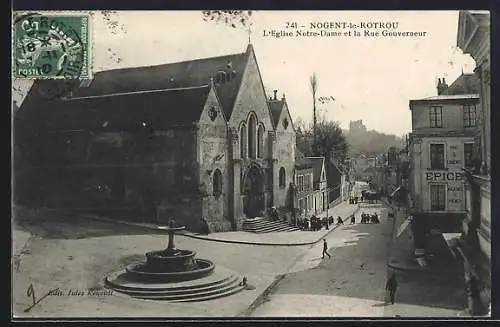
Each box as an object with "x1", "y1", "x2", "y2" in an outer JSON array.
[
  {"x1": 322, "y1": 239, "x2": 331, "y2": 259},
  {"x1": 386, "y1": 271, "x2": 398, "y2": 304}
]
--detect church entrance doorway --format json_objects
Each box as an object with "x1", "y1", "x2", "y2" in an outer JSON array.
[{"x1": 243, "y1": 165, "x2": 265, "y2": 218}]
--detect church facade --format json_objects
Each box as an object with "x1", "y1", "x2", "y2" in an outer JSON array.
[{"x1": 14, "y1": 44, "x2": 296, "y2": 232}]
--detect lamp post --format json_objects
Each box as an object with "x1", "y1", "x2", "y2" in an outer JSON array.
[{"x1": 326, "y1": 187, "x2": 329, "y2": 224}]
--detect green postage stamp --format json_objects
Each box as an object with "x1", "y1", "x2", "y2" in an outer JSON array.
[{"x1": 13, "y1": 12, "x2": 91, "y2": 79}]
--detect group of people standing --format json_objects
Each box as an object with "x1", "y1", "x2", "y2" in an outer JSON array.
[
  {"x1": 360, "y1": 212, "x2": 380, "y2": 224},
  {"x1": 297, "y1": 215, "x2": 336, "y2": 231}
]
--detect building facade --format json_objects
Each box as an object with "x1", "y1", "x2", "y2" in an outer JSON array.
[
  {"x1": 456, "y1": 10, "x2": 491, "y2": 316},
  {"x1": 294, "y1": 158, "x2": 314, "y2": 220},
  {"x1": 14, "y1": 44, "x2": 296, "y2": 233},
  {"x1": 408, "y1": 72, "x2": 480, "y2": 249},
  {"x1": 309, "y1": 157, "x2": 328, "y2": 213}
]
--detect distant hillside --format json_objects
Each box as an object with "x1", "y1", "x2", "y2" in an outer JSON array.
[{"x1": 344, "y1": 120, "x2": 405, "y2": 157}]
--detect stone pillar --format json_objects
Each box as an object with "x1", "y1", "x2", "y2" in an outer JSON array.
[
  {"x1": 268, "y1": 131, "x2": 277, "y2": 209},
  {"x1": 230, "y1": 127, "x2": 244, "y2": 231}
]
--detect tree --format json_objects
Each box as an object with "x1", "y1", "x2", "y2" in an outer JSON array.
[
  {"x1": 201, "y1": 11, "x2": 253, "y2": 29},
  {"x1": 296, "y1": 116, "x2": 349, "y2": 165},
  {"x1": 310, "y1": 73, "x2": 318, "y2": 155}
]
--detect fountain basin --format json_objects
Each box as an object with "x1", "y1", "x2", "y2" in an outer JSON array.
[
  {"x1": 145, "y1": 250, "x2": 197, "y2": 272},
  {"x1": 125, "y1": 258, "x2": 215, "y2": 283}
]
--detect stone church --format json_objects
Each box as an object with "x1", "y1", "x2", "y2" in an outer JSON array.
[{"x1": 14, "y1": 44, "x2": 296, "y2": 232}]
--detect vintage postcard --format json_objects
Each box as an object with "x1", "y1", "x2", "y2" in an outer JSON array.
[{"x1": 11, "y1": 10, "x2": 491, "y2": 319}]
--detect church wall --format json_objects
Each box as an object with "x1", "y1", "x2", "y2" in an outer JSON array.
[
  {"x1": 229, "y1": 48, "x2": 276, "y2": 228},
  {"x1": 16, "y1": 127, "x2": 202, "y2": 227},
  {"x1": 273, "y1": 106, "x2": 296, "y2": 221},
  {"x1": 197, "y1": 89, "x2": 232, "y2": 232}
]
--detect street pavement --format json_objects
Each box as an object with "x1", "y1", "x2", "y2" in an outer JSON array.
[
  {"x1": 12, "y1": 200, "x2": 467, "y2": 318},
  {"x1": 249, "y1": 203, "x2": 467, "y2": 317},
  {"x1": 250, "y1": 205, "x2": 392, "y2": 317},
  {"x1": 383, "y1": 205, "x2": 467, "y2": 317}
]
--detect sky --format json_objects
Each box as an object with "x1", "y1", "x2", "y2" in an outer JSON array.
[{"x1": 12, "y1": 10, "x2": 477, "y2": 136}]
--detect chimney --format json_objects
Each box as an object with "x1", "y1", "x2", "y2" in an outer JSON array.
[
  {"x1": 273, "y1": 90, "x2": 277, "y2": 100},
  {"x1": 437, "y1": 77, "x2": 448, "y2": 95}
]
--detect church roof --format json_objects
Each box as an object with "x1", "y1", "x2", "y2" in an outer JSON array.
[
  {"x1": 21, "y1": 85, "x2": 213, "y2": 132},
  {"x1": 20, "y1": 46, "x2": 252, "y2": 124},
  {"x1": 442, "y1": 73, "x2": 480, "y2": 95}
]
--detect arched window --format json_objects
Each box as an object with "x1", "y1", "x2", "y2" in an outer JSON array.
[
  {"x1": 240, "y1": 123, "x2": 247, "y2": 158},
  {"x1": 248, "y1": 114, "x2": 257, "y2": 159},
  {"x1": 213, "y1": 169, "x2": 222, "y2": 197},
  {"x1": 257, "y1": 124, "x2": 264, "y2": 158},
  {"x1": 279, "y1": 167, "x2": 286, "y2": 188}
]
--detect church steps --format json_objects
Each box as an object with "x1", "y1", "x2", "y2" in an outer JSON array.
[{"x1": 242, "y1": 217, "x2": 300, "y2": 233}]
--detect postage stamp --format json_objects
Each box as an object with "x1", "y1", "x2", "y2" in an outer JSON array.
[{"x1": 12, "y1": 12, "x2": 91, "y2": 79}]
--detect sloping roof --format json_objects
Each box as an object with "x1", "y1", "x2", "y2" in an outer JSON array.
[
  {"x1": 412, "y1": 94, "x2": 479, "y2": 101},
  {"x1": 295, "y1": 157, "x2": 314, "y2": 169},
  {"x1": 268, "y1": 99, "x2": 284, "y2": 128},
  {"x1": 21, "y1": 46, "x2": 251, "y2": 122},
  {"x1": 330, "y1": 158, "x2": 346, "y2": 175},
  {"x1": 442, "y1": 73, "x2": 480, "y2": 95},
  {"x1": 308, "y1": 157, "x2": 325, "y2": 183},
  {"x1": 21, "y1": 86, "x2": 213, "y2": 132}
]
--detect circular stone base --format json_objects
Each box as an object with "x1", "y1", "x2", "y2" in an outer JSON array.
[
  {"x1": 105, "y1": 265, "x2": 245, "y2": 302},
  {"x1": 145, "y1": 249, "x2": 197, "y2": 272},
  {"x1": 125, "y1": 258, "x2": 215, "y2": 283}
]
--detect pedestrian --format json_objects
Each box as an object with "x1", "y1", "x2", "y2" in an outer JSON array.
[
  {"x1": 322, "y1": 239, "x2": 331, "y2": 259},
  {"x1": 336, "y1": 216, "x2": 344, "y2": 225},
  {"x1": 386, "y1": 271, "x2": 398, "y2": 304},
  {"x1": 350, "y1": 215, "x2": 356, "y2": 224}
]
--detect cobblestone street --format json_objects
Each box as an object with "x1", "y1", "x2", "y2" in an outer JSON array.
[
  {"x1": 250, "y1": 204, "x2": 392, "y2": 317},
  {"x1": 11, "y1": 202, "x2": 357, "y2": 318},
  {"x1": 12, "y1": 200, "x2": 467, "y2": 318},
  {"x1": 250, "y1": 203, "x2": 467, "y2": 317}
]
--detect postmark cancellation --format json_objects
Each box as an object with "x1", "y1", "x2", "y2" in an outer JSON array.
[{"x1": 13, "y1": 12, "x2": 91, "y2": 80}]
